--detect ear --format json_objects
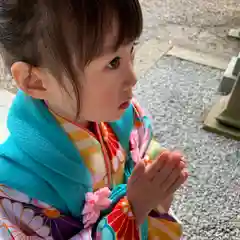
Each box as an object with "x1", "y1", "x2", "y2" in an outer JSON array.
[{"x1": 11, "y1": 62, "x2": 48, "y2": 99}]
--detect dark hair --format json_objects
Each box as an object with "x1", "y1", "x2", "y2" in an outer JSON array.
[{"x1": 0, "y1": 0, "x2": 143, "y2": 116}]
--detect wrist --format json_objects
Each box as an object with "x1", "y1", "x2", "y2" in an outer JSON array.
[{"x1": 127, "y1": 196, "x2": 149, "y2": 226}]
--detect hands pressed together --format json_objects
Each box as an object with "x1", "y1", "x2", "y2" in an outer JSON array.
[{"x1": 127, "y1": 151, "x2": 188, "y2": 225}]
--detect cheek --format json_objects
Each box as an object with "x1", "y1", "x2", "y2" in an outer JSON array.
[
  {"x1": 101, "y1": 87, "x2": 120, "y2": 107},
  {"x1": 89, "y1": 82, "x2": 119, "y2": 105},
  {"x1": 82, "y1": 69, "x2": 122, "y2": 112},
  {"x1": 90, "y1": 91, "x2": 116, "y2": 111}
]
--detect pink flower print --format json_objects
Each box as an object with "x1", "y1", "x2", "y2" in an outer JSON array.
[
  {"x1": 82, "y1": 188, "x2": 112, "y2": 229},
  {"x1": 139, "y1": 127, "x2": 151, "y2": 158},
  {"x1": 130, "y1": 130, "x2": 141, "y2": 164},
  {"x1": 130, "y1": 127, "x2": 151, "y2": 164},
  {"x1": 74, "y1": 228, "x2": 92, "y2": 239}
]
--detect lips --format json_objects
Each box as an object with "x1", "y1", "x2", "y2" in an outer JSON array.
[{"x1": 119, "y1": 98, "x2": 132, "y2": 110}]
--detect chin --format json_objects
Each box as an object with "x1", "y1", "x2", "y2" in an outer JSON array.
[{"x1": 105, "y1": 110, "x2": 125, "y2": 122}]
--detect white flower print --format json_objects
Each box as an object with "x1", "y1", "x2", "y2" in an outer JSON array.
[
  {"x1": 0, "y1": 185, "x2": 30, "y2": 204},
  {"x1": 0, "y1": 198, "x2": 53, "y2": 239},
  {"x1": 112, "y1": 148, "x2": 125, "y2": 172}
]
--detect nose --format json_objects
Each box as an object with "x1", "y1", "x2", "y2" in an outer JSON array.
[{"x1": 122, "y1": 63, "x2": 137, "y2": 90}]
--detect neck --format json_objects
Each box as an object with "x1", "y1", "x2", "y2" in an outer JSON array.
[{"x1": 45, "y1": 101, "x2": 90, "y2": 128}]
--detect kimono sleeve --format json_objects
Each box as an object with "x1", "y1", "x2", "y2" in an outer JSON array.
[
  {"x1": 0, "y1": 197, "x2": 44, "y2": 239},
  {"x1": 0, "y1": 185, "x2": 84, "y2": 240}
]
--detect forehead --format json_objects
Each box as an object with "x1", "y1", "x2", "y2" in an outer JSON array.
[
  {"x1": 101, "y1": 23, "x2": 135, "y2": 57},
  {"x1": 102, "y1": 21, "x2": 120, "y2": 54},
  {"x1": 69, "y1": 1, "x2": 142, "y2": 65}
]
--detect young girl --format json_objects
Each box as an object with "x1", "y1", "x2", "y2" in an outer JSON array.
[{"x1": 0, "y1": 0, "x2": 188, "y2": 239}]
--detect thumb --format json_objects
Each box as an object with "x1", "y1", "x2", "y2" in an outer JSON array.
[{"x1": 128, "y1": 161, "x2": 145, "y2": 185}]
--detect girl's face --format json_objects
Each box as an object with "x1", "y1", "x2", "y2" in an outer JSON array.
[
  {"x1": 48, "y1": 27, "x2": 138, "y2": 123},
  {"x1": 81, "y1": 43, "x2": 136, "y2": 121},
  {"x1": 80, "y1": 41, "x2": 136, "y2": 122}
]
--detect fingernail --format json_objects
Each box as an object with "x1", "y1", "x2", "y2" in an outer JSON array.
[
  {"x1": 179, "y1": 161, "x2": 185, "y2": 169},
  {"x1": 183, "y1": 172, "x2": 189, "y2": 180},
  {"x1": 181, "y1": 156, "x2": 185, "y2": 161}
]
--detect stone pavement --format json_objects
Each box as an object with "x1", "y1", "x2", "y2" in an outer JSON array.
[{"x1": 139, "y1": 0, "x2": 240, "y2": 60}]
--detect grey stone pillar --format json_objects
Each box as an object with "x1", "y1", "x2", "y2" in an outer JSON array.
[
  {"x1": 228, "y1": 28, "x2": 240, "y2": 39},
  {"x1": 218, "y1": 53, "x2": 240, "y2": 95},
  {"x1": 203, "y1": 71, "x2": 240, "y2": 140}
]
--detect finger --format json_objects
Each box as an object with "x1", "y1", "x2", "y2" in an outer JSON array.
[
  {"x1": 146, "y1": 150, "x2": 170, "y2": 180},
  {"x1": 159, "y1": 166, "x2": 181, "y2": 192},
  {"x1": 128, "y1": 161, "x2": 145, "y2": 186},
  {"x1": 165, "y1": 151, "x2": 184, "y2": 176},
  {"x1": 170, "y1": 151, "x2": 184, "y2": 166},
  {"x1": 151, "y1": 151, "x2": 181, "y2": 185},
  {"x1": 171, "y1": 151, "x2": 183, "y2": 159},
  {"x1": 183, "y1": 170, "x2": 189, "y2": 181},
  {"x1": 179, "y1": 161, "x2": 185, "y2": 170},
  {"x1": 171, "y1": 151, "x2": 186, "y2": 165},
  {"x1": 165, "y1": 171, "x2": 186, "y2": 195}
]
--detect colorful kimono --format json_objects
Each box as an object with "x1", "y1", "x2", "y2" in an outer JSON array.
[{"x1": 0, "y1": 91, "x2": 183, "y2": 239}]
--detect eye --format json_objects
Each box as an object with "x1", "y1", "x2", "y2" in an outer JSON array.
[
  {"x1": 131, "y1": 41, "x2": 139, "y2": 58},
  {"x1": 107, "y1": 56, "x2": 121, "y2": 70},
  {"x1": 132, "y1": 41, "x2": 139, "y2": 52},
  {"x1": 131, "y1": 46, "x2": 135, "y2": 54}
]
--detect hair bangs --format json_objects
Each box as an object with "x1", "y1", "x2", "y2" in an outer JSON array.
[
  {"x1": 112, "y1": 0, "x2": 143, "y2": 50},
  {"x1": 70, "y1": 0, "x2": 143, "y2": 65}
]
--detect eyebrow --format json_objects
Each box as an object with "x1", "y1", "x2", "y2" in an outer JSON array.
[{"x1": 99, "y1": 40, "x2": 138, "y2": 58}]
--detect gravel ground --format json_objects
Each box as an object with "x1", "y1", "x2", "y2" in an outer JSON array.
[
  {"x1": 139, "y1": 0, "x2": 240, "y2": 59},
  {"x1": 135, "y1": 56, "x2": 240, "y2": 239}
]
